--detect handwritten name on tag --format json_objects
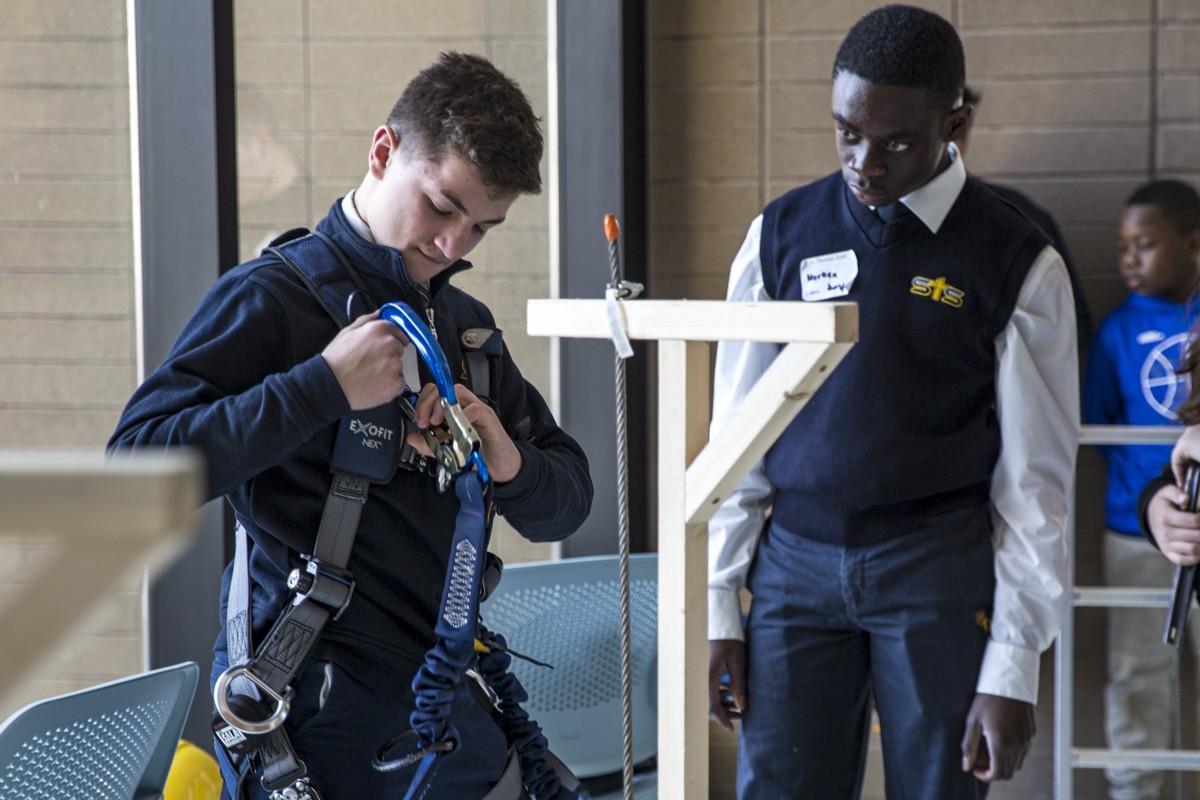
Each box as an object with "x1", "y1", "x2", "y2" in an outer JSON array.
[{"x1": 800, "y1": 250, "x2": 858, "y2": 301}]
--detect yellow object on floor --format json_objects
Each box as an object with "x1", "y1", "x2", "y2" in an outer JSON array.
[{"x1": 164, "y1": 740, "x2": 223, "y2": 800}]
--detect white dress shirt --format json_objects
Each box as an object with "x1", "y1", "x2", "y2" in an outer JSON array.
[{"x1": 707, "y1": 146, "x2": 1079, "y2": 704}]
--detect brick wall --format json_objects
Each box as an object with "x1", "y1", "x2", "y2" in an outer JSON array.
[{"x1": 0, "y1": 0, "x2": 143, "y2": 717}]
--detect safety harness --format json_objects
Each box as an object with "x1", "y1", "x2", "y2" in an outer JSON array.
[{"x1": 211, "y1": 230, "x2": 578, "y2": 800}]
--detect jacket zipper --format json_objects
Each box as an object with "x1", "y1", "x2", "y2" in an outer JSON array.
[{"x1": 416, "y1": 284, "x2": 437, "y2": 340}]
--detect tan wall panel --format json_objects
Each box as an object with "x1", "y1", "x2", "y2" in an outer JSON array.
[
  {"x1": 489, "y1": 0, "x2": 547, "y2": 37},
  {"x1": 646, "y1": 0, "x2": 761, "y2": 36},
  {"x1": 650, "y1": 88, "x2": 762, "y2": 134},
  {"x1": 1, "y1": 87, "x2": 129, "y2": 131},
  {"x1": 650, "y1": 134, "x2": 761, "y2": 181},
  {"x1": 5, "y1": 1, "x2": 125, "y2": 37},
  {"x1": 965, "y1": 28, "x2": 1152, "y2": 77},
  {"x1": 0, "y1": 134, "x2": 129, "y2": 177},
  {"x1": 234, "y1": 0, "x2": 305, "y2": 38},
  {"x1": 1160, "y1": 75, "x2": 1200, "y2": 119},
  {"x1": 308, "y1": 2, "x2": 488, "y2": 38},
  {"x1": 0, "y1": 409, "x2": 124, "y2": 447},
  {"x1": 767, "y1": 0, "x2": 950, "y2": 33},
  {"x1": 766, "y1": 37, "x2": 842, "y2": 83},
  {"x1": 237, "y1": 88, "x2": 308, "y2": 132},
  {"x1": 0, "y1": 364, "x2": 135, "y2": 406},
  {"x1": 987, "y1": 178, "x2": 1143, "y2": 224},
  {"x1": 768, "y1": 85, "x2": 839, "y2": 131},
  {"x1": 236, "y1": 41, "x2": 306, "y2": 85},
  {"x1": 308, "y1": 41, "x2": 480, "y2": 88},
  {"x1": 0, "y1": 319, "x2": 132, "y2": 363},
  {"x1": 0, "y1": 229, "x2": 132, "y2": 269},
  {"x1": 967, "y1": 77, "x2": 1151, "y2": 125},
  {"x1": 0, "y1": 274, "x2": 129, "y2": 315},
  {"x1": 961, "y1": 0, "x2": 1150, "y2": 26},
  {"x1": 1160, "y1": 125, "x2": 1200, "y2": 172},
  {"x1": 0, "y1": 182, "x2": 131, "y2": 224},
  {"x1": 1163, "y1": 0, "x2": 1200, "y2": 20},
  {"x1": 650, "y1": 182, "x2": 763, "y2": 229},
  {"x1": 766, "y1": 132, "x2": 840, "y2": 178},
  {"x1": 966, "y1": 127, "x2": 1151, "y2": 175},
  {"x1": 648, "y1": 38, "x2": 762, "y2": 87},
  {"x1": 0, "y1": 41, "x2": 126, "y2": 84},
  {"x1": 1161, "y1": 25, "x2": 1200, "y2": 71}
]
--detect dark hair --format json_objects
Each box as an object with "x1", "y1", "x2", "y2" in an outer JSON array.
[
  {"x1": 1136, "y1": 179, "x2": 1200, "y2": 423},
  {"x1": 388, "y1": 51, "x2": 543, "y2": 196},
  {"x1": 1126, "y1": 179, "x2": 1200, "y2": 237},
  {"x1": 963, "y1": 85, "x2": 982, "y2": 107},
  {"x1": 833, "y1": 4, "x2": 966, "y2": 112}
]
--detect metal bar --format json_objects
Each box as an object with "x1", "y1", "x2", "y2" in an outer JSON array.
[
  {"x1": 1079, "y1": 425, "x2": 1179, "y2": 445},
  {"x1": 1074, "y1": 748, "x2": 1200, "y2": 771},
  {"x1": 1073, "y1": 586, "x2": 1173, "y2": 607},
  {"x1": 1057, "y1": 423, "x2": 1185, "y2": 799}
]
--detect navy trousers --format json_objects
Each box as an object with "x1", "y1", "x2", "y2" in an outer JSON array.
[
  {"x1": 738, "y1": 507, "x2": 995, "y2": 800},
  {"x1": 211, "y1": 653, "x2": 509, "y2": 800}
]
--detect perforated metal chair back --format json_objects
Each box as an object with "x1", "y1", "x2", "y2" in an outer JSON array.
[
  {"x1": 480, "y1": 554, "x2": 658, "y2": 780},
  {"x1": 0, "y1": 661, "x2": 200, "y2": 800}
]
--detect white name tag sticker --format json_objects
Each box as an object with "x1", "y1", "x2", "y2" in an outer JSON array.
[{"x1": 800, "y1": 250, "x2": 858, "y2": 301}]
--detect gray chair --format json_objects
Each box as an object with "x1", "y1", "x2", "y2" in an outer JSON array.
[
  {"x1": 0, "y1": 661, "x2": 199, "y2": 799},
  {"x1": 481, "y1": 554, "x2": 658, "y2": 799}
]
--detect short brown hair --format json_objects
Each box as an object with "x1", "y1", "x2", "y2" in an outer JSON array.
[{"x1": 388, "y1": 52, "x2": 543, "y2": 197}]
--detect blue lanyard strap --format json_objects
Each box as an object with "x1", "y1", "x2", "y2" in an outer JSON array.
[
  {"x1": 376, "y1": 301, "x2": 492, "y2": 797},
  {"x1": 377, "y1": 300, "x2": 574, "y2": 800}
]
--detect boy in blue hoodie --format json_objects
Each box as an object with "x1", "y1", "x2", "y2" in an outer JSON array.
[{"x1": 1084, "y1": 178, "x2": 1200, "y2": 800}]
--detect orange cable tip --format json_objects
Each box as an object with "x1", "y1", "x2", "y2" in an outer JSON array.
[{"x1": 604, "y1": 214, "x2": 620, "y2": 241}]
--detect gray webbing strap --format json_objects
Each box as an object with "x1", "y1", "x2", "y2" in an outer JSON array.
[{"x1": 222, "y1": 473, "x2": 369, "y2": 792}]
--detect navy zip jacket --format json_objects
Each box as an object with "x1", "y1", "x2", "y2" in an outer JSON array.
[{"x1": 108, "y1": 200, "x2": 593, "y2": 684}]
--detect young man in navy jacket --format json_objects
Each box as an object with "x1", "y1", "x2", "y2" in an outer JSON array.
[
  {"x1": 706, "y1": 6, "x2": 1077, "y2": 798},
  {"x1": 109, "y1": 52, "x2": 592, "y2": 799}
]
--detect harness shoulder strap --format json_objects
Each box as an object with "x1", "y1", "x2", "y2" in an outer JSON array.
[{"x1": 269, "y1": 229, "x2": 379, "y2": 325}]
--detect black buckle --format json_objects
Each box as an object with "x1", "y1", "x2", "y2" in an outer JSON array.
[{"x1": 287, "y1": 557, "x2": 355, "y2": 621}]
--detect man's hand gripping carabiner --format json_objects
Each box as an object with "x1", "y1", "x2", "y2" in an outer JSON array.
[{"x1": 380, "y1": 302, "x2": 489, "y2": 491}]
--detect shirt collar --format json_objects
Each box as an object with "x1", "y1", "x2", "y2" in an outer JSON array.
[
  {"x1": 894, "y1": 142, "x2": 965, "y2": 234},
  {"x1": 341, "y1": 191, "x2": 375, "y2": 243}
]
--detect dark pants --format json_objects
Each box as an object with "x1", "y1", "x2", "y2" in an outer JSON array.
[
  {"x1": 738, "y1": 508, "x2": 995, "y2": 800},
  {"x1": 211, "y1": 654, "x2": 509, "y2": 800}
]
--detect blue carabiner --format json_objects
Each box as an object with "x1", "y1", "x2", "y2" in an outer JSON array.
[
  {"x1": 379, "y1": 302, "x2": 458, "y2": 403},
  {"x1": 380, "y1": 302, "x2": 488, "y2": 486}
]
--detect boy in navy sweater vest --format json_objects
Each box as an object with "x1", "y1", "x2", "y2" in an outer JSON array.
[{"x1": 707, "y1": 6, "x2": 1078, "y2": 798}]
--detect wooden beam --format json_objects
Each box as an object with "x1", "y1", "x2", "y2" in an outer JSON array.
[
  {"x1": 528, "y1": 299, "x2": 857, "y2": 344},
  {"x1": 0, "y1": 449, "x2": 204, "y2": 710},
  {"x1": 685, "y1": 340, "x2": 853, "y2": 526}
]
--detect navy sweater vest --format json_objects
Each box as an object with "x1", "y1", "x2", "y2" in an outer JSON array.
[{"x1": 762, "y1": 172, "x2": 1050, "y2": 546}]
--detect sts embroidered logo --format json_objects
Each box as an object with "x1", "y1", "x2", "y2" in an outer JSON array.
[{"x1": 910, "y1": 275, "x2": 964, "y2": 307}]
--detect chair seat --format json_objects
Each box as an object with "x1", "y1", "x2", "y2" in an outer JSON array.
[
  {"x1": 481, "y1": 554, "x2": 659, "y2": 783},
  {"x1": 0, "y1": 662, "x2": 199, "y2": 800}
]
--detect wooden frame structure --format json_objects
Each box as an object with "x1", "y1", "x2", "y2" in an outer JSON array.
[
  {"x1": 529, "y1": 298, "x2": 858, "y2": 798},
  {"x1": 0, "y1": 449, "x2": 203, "y2": 711}
]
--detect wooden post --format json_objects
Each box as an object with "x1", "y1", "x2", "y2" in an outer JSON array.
[
  {"x1": 657, "y1": 339, "x2": 712, "y2": 797},
  {"x1": 0, "y1": 449, "x2": 204, "y2": 710},
  {"x1": 528, "y1": 299, "x2": 857, "y2": 797}
]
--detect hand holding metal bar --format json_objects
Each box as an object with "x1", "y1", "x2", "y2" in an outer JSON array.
[{"x1": 1163, "y1": 463, "x2": 1200, "y2": 646}]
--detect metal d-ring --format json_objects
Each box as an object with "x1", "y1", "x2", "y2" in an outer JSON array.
[{"x1": 213, "y1": 665, "x2": 292, "y2": 734}]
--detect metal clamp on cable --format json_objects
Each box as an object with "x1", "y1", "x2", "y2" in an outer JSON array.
[
  {"x1": 288, "y1": 557, "x2": 355, "y2": 621},
  {"x1": 213, "y1": 665, "x2": 293, "y2": 734}
]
